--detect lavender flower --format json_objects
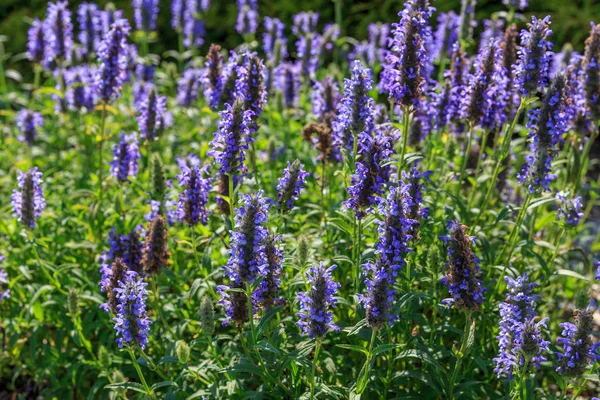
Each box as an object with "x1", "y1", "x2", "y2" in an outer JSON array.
[
  {"x1": 0, "y1": 256, "x2": 10, "y2": 303},
  {"x1": 27, "y1": 18, "x2": 45, "y2": 65},
  {"x1": 177, "y1": 68, "x2": 202, "y2": 107},
  {"x1": 435, "y1": 43, "x2": 468, "y2": 132},
  {"x1": 458, "y1": 0, "x2": 477, "y2": 41},
  {"x1": 320, "y1": 23, "x2": 339, "y2": 54},
  {"x1": 312, "y1": 77, "x2": 340, "y2": 122},
  {"x1": 460, "y1": 39, "x2": 508, "y2": 131},
  {"x1": 493, "y1": 274, "x2": 549, "y2": 379},
  {"x1": 479, "y1": 19, "x2": 505, "y2": 53},
  {"x1": 556, "y1": 192, "x2": 584, "y2": 225},
  {"x1": 503, "y1": 24, "x2": 520, "y2": 115},
  {"x1": 77, "y1": 3, "x2": 100, "y2": 58},
  {"x1": 403, "y1": 166, "x2": 431, "y2": 238},
  {"x1": 382, "y1": 7, "x2": 429, "y2": 107},
  {"x1": 514, "y1": 16, "x2": 554, "y2": 97},
  {"x1": 99, "y1": 5, "x2": 124, "y2": 36},
  {"x1": 235, "y1": 0, "x2": 258, "y2": 36},
  {"x1": 133, "y1": 0, "x2": 159, "y2": 32},
  {"x1": 136, "y1": 86, "x2": 170, "y2": 140},
  {"x1": 113, "y1": 271, "x2": 151, "y2": 349},
  {"x1": 556, "y1": 303, "x2": 600, "y2": 376},
  {"x1": 408, "y1": 98, "x2": 437, "y2": 146},
  {"x1": 595, "y1": 261, "x2": 600, "y2": 280},
  {"x1": 297, "y1": 262, "x2": 340, "y2": 339},
  {"x1": 254, "y1": 233, "x2": 283, "y2": 310},
  {"x1": 175, "y1": 163, "x2": 212, "y2": 225},
  {"x1": 183, "y1": 17, "x2": 205, "y2": 48},
  {"x1": 344, "y1": 132, "x2": 394, "y2": 219},
  {"x1": 276, "y1": 62, "x2": 301, "y2": 109},
  {"x1": 292, "y1": 12, "x2": 319, "y2": 36},
  {"x1": 16, "y1": 109, "x2": 44, "y2": 145},
  {"x1": 11, "y1": 168, "x2": 46, "y2": 229},
  {"x1": 202, "y1": 44, "x2": 223, "y2": 110},
  {"x1": 263, "y1": 17, "x2": 287, "y2": 61},
  {"x1": 333, "y1": 60, "x2": 374, "y2": 154},
  {"x1": 216, "y1": 51, "x2": 244, "y2": 110},
  {"x1": 44, "y1": 0, "x2": 74, "y2": 65},
  {"x1": 65, "y1": 65, "x2": 98, "y2": 111},
  {"x1": 96, "y1": 18, "x2": 131, "y2": 103},
  {"x1": 296, "y1": 33, "x2": 321, "y2": 77},
  {"x1": 171, "y1": 0, "x2": 186, "y2": 31},
  {"x1": 503, "y1": 0, "x2": 528, "y2": 10},
  {"x1": 583, "y1": 23, "x2": 600, "y2": 119},
  {"x1": 440, "y1": 221, "x2": 486, "y2": 310},
  {"x1": 239, "y1": 53, "x2": 267, "y2": 123},
  {"x1": 142, "y1": 215, "x2": 171, "y2": 275},
  {"x1": 431, "y1": 12, "x2": 459, "y2": 62},
  {"x1": 277, "y1": 159, "x2": 309, "y2": 213},
  {"x1": 218, "y1": 191, "x2": 270, "y2": 325},
  {"x1": 517, "y1": 74, "x2": 569, "y2": 193},
  {"x1": 359, "y1": 182, "x2": 416, "y2": 327},
  {"x1": 99, "y1": 257, "x2": 128, "y2": 313},
  {"x1": 110, "y1": 132, "x2": 140, "y2": 182}
]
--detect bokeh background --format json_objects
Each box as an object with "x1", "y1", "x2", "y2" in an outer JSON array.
[{"x1": 1, "y1": 0, "x2": 600, "y2": 72}]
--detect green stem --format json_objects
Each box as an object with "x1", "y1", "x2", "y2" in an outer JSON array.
[
  {"x1": 128, "y1": 348, "x2": 155, "y2": 399},
  {"x1": 447, "y1": 313, "x2": 471, "y2": 399},
  {"x1": 471, "y1": 99, "x2": 526, "y2": 232},
  {"x1": 354, "y1": 217, "x2": 363, "y2": 293},
  {"x1": 468, "y1": 129, "x2": 489, "y2": 207},
  {"x1": 97, "y1": 101, "x2": 107, "y2": 236},
  {"x1": 228, "y1": 174, "x2": 235, "y2": 231},
  {"x1": 548, "y1": 226, "x2": 565, "y2": 271},
  {"x1": 399, "y1": 107, "x2": 410, "y2": 172},
  {"x1": 309, "y1": 340, "x2": 321, "y2": 400},
  {"x1": 575, "y1": 128, "x2": 600, "y2": 193},
  {"x1": 457, "y1": 123, "x2": 474, "y2": 195}
]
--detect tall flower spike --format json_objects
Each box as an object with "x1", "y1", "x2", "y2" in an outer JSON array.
[
  {"x1": 595, "y1": 261, "x2": 600, "y2": 280},
  {"x1": 239, "y1": 53, "x2": 267, "y2": 125},
  {"x1": 12, "y1": 167, "x2": 46, "y2": 229},
  {"x1": 432, "y1": 12, "x2": 459, "y2": 62},
  {"x1": 556, "y1": 303, "x2": 600, "y2": 376},
  {"x1": 113, "y1": 271, "x2": 151, "y2": 349},
  {"x1": 296, "y1": 33, "x2": 321, "y2": 78},
  {"x1": 583, "y1": 23, "x2": 600, "y2": 119},
  {"x1": 137, "y1": 86, "x2": 170, "y2": 140},
  {"x1": 556, "y1": 192, "x2": 584, "y2": 225},
  {"x1": 440, "y1": 221, "x2": 486, "y2": 310},
  {"x1": 493, "y1": 274, "x2": 549, "y2": 379},
  {"x1": 320, "y1": 23, "x2": 340, "y2": 54},
  {"x1": 436, "y1": 43, "x2": 468, "y2": 132},
  {"x1": 110, "y1": 132, "x2": 140, "y2": 183},
  {"x1": 403, "y1": 166, "x2": 431, "y2": 239},
  {"x1": 217, "y1": 51, "x2": 244, "y2": 110},
  {"x1": 277, "y1": 159, "x2": 309, "y2": 213},
  {"x1": 276, "y1": 62, "x2": 301, "y2": 109},
  {"x1": 479, "y1": 19, "x2": 505, "y2": 53},
  {"x1": 133, "y1": 0, "x2": 159, "y2": 32},
  {"x1": 458, "y1": 0, "x2": 476, "y2": 42},
  {"x1": 27, "y1": 18, "x2": 45, "y2": 65},
  {"x1": 254, "y1": 233, "x2": 283, "y2": 310},
  {"x1": 65, "y1": 65, "x2": 98, "y2": 111},
  {"x1": 203, "y1": 44, "x2": 224, "y2": 110},
  {"x1": 44, "y1": 0, "x2": 74, "y2": 65},
  {"x1": 218, "y1": 191, "x2": 271, "y2": 325},
  {"x1": 99, "y1": 5, "x2": 124, "y2": 36},
  {"x1": 382, "y1": 7, "x2": 429, "y2": 108},
  {"x1": 460, "y1": 39, "x2": 508, "y2": 131},
  {"x1": 171, "y1": 0, "x2": 185, "y2": 31},
  {"x1": 502, "y1": 23, "x2": 520, "y2": 115},
  {"x1": 503, "y1": 0, "x2": 528, "y2": 10},
  {"x1": 517, "y1": 74, "x2": 570, "y2": 193},
  {"x1": 177, "y1": 68, "x2": 202, "y2": 107},
  {"x1": 297, "y1": 262, "x2": 340, "y2": 339},
  {"x1": 236, "y1": 0, "x2": 258, "y2": 35},
  {"x1": 99, "y1": 257, "x2": 128, "y2": 313},
  {"x1": 292, "y1": 12, "x2": 319, "y2": 36},
  {"x1": 96, "y1": 18, "x2": 131, "y2": 103},
  {"x1": 333, "y1": 60, "x2": 374, "y2": 154},
  {"x1": 343, "y1": 131, "x2": 394, "y2": 219},
  {"x1": 142, "y1": 215, "x2": 170, "y2": 275},
  {"x1": 77, "y1": 3, "x2": 100, "y2": 58},
  {"x1": 359, "y1": 182, "x2": 416, "y2": 327},
  {"x1": 0, "y1": 255, "x2": 10, "y2": 303},
  {"x1": 514, "y1": 16, "x2": 553, "y2": 98},
  {"x1": 176, "y1": 163, "x2": 212, "y2": 226},
  {"x1": 183, "y1": 14, "x2": 205, "y2": 48},
  {"x1": 312, "y1": 77, "x2": 340, "y2": 122},
  {"x1": 16, "y1": 110, "x2": 44, "y2": 146},
  {"x1": 367, "y1": 22, "x2": 391, "y2": 66},
  {"x1": 263, "y1": 17, "x2": 288, "y2": 61}
]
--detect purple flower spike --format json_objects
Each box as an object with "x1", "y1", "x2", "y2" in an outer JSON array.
[
  {"x1": 296, "y1": 262, "x2": 340, "y2": 339},
  {"x1": 277, "y1": 159, "x2": 309, "y2": 213},
  {"x1": 263, "y1": 17, "x2": 287, "y2": 61},
  {"x1": 236, "y1": 0, "x2": 258, "y2": 36},
  {"x1": 202, "y1": 44, "x2": 223, "y2": 110},
  {"x1": 77, "y1": 3, "x2": 101, "y2": 58},
  {"x1": 432, "y1": 12, "x2": 459, "y2": 62},
  {"x1": 113, "y1": 271, "x2": 151, "y2": 349},
  {"x1": 556, "y1": 302, "x2": 600, "y2": 376},
  {"x1": 0, "y1": 255, "x2": 10, "y2": 303},
  {"x1": 514, "y1": 16, "x2": 553, "y2": 97},
  {"x1": 44, "y1": 1, "x2": 74, "y2": 66},
  {"x1": 133, "y1": 0, "x2": 159, "y2": 32},
  {"x1": 177, "y1": 68, "x2": 202, "y2": 107},
  {"x1": 292, "y1": 12, "x2": 319, "y2": 36},
  {"x1": 176, "y1": 163, "x2": 212, "y2": 226},
  {"x1": 367, "y1": 22, "x2": 390, "y2": 66},
  {"x1": 11, "y1": 167, "x2": 46, "y2": 229},
  {"x1": 583, "y1": 23, "x2": 600, "y2": 119},
  {"x1": 27, "y1": 18, "x2": 46, "y2": 65},
  {"x1": 296, "y1": 33, "x2": 321, "y2": 77},
  {"x1": 96, "y1": 18, "x2": 131, "y2": 103},
  {"x1": 111, "y1": 132, "x2": 140, "y2": 183},
  {"x1": 275, "y1": 62, "x2": 301, "y2": 109},
  {"x1": 137, "y1": 86, "x2": 171, "y2": 140},
  {"x1": 254, "y1": 233, "x2": 283, "y2": 310},
  {"x1": 65, "y1": 65, "x2": 98, "y2": 111},
  {"x1": 556, "y1": 192, "x2": 584, "y2": 225},
  {"x1": 16, "y1": 109, "x2": 44, "y2": 145}
]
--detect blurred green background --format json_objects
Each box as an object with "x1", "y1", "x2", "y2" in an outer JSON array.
[{"x1": 1, "y1": 0, "x2": 600, "y2": 71}]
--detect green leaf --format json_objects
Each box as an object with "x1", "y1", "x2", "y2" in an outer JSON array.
[
  {"x1": 354, "y1": 357, "x2": 371, "y2": 394},
  {"x1": 224, "y1": 363, "x2": 266, "y2": 378},
  {"x1": 372, "y1": 343, "x2": 402, "y2": 357},
  {"x1": 394, "y1": 349, "x2": 444, "y2": 372},
  {"x1": 151, "y1": 381, "x2": 178, "y2": 391},
  {"x1": 344, "y1": 318, "x2": 367, "y2": 336},
  {"x1": 158, "y1": 356, "x2": 179, "y2": 365},
  {"x1": 256, "y1": 307, "x2": 281, "y2": 337},
  {"x1": 553, "y1": 269, "x2": 589, "y2": 281},
  {"x1": 104, "y1": 382, "x2": 147, "y2": 394},
  {"x1": 335, "y1": 344, "x2": 368, "y2": 355},
  {"x1": 527, "y1": 195, "x2": 555, "y2": 210}
]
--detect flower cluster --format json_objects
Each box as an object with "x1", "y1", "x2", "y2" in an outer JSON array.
[
  {"x1": 583, "y1": 23, "x2": 600, "y2": 119},
  {"x1": 503, "y1": 0, "x2": 528, "y2": 10},
  {"x1": 203, "y1": 44, "x2": 223, "y2": 110},
  {"x1": 44, "y1": 0, "x2": 73, "y2": 66},
  {"x1": 96, "y1": 18, "x2": 131, "y2": 103},
  {"x1": 440, "y1": 221, "x2": 486, "y2": 310},
  {"x1": 113, "y1": 271, "x2": 151, "y2": 349},
  {"x1": 0, "y1": 255, "x2": 9, "y2": 303},
  {"x1": 235, "y1": 0, "x2": 258, "y2": 35},
  {"x1": 276, "y1": 62, "x2": 301, "y2": 109},
  {"x1": 333, "y1": 61, "x2": 374, "y2": 153},
  {"x1": 556, "y1": 303, "x2": 600, "y2": 376},
  {"x1": 494, "y1": 274, "x2": 549, "y2": 379},
  {"x1": 177, "y1": 68, "x2": 203, "y2": 107},
  {"x1": 296, "y1": 33, "x2": 321, "y2": 77},
  {"x1": 137, "y1": 86, "x2": 171, "y2": 140},
  {"x1": 239, "y1": 53, "x2": 267, "y2": 124},
  {"x1": 110, "y1": 132, "x2": 140, "y2": 183},
  {"x1": 99, "y1": 257, "x2": 128, "y2": 313},
  {"x1": 277, "y1": 159, "x2": 309, "y2": 213},
  {"x1": 297, "y1": 263, "x2": 340, "y2": 338},
  {"x1": 27, "y1": 18, "x2": 45, "y2": 65},
  {"x1": 133, "y1": 0, "x2": 159, "y2": 32},
  {"x1": 16, "y1": 109, "x2": 44, "y2": 145},
  {"x1": 65, "y1": 65, "x2": 98, "y2": 111},
  {"x1": 142, "y1": 215, "x2": 171, "y2": 275},
  {"x1": 312, "y1": 77, "x2": 340, "y2": 121},
  {"x1": 514, "y1": 16, "x2": 554, "y2": 97},
  {"x1": 436, "y1": 43, "x2": 468, "y2": 133},
  {"x1": 367, "y1": 22, "x2": 390, "y2": 65},
  {"x1": 76, "y1": 2, "x2": 100, "y2": 59},
  {"x1": 254, "y1": 233, "x2": 283, "y2": 310},
  {"x1": 263, "y1": 17, "x2": 287, "y2": 61},
  {"x1": 11, "y1": 168, "x2": 46, "y2": 229},
  {"x1": 292, "y1": 12, "x2": 319, "y2": 36},
  {"x1": 432, "y1": 12, "x2": 459, "y2": 62},
  {"x1": 555, "y1": 192, "x2": 584, "y2": 225},
  {"x1": 403, "y1": 167, "x2": 431, "y2": 238},
  {"x1": 175, "y1": 163, "x2": 212, "y2": 226}
]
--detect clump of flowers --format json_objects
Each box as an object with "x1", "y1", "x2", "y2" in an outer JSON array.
[
  {"x1": 493, "y1": 274, "x2": 549, "y2": 379},
  {"x1": 0, "y1": 255, "x2": 10, "y2": 303},
  {"x1": 110, "y1": 132, "x2": 140, "y2": 183},
  {"x1": 44, "y1": 0, "x2": 74, "y2": 66},
  {"x1": 276, "y1": 62, "x2": 301, "y2": 109},
  {"x1": 142, "y1": 215, "x2": 171, "y2": 275},
  {"x1": 137, "y1": 86, "x2": 171, "y2": 140},
  {"x1": 514, "y1": 16, "x2": 554, "y2": 97},
  {"x1": 175, "y1": 163, "x2": 212, "y2": 226},
  {"x1": 77, "y1": 2, "x2": 100, "y2": 59},
  {"x1": 96, "y1": 18, "x2": 131, "y2": 103},
  {"x1": 235, "y1": 0, "x2": 258, "y2": 35},
  {"x1": 556, "y1": 302, "x2": 600, "y2": 376},
  {"x1": 254, "y1": 233, "x2": 283, "y2": 310},
  {"x1": 440, "y1": 221, "x2": 486, "y2": 310},
  {"x1": 583, "y1": 22, "x2": 600, "y2": 119},
  {"x1": 133, "y1": 0, "x2": 159, "y2": 33},
  {"x1": 203, "y1": 44, "x2": 224, "y2": 110},
  {"x1": 65, "y1": 65, "x2": 98, "y2": 111},
  {"x1": 113, "y1": 271, "x2": 151, "y2": 349},
  {"x1": 403, "y1": 166, "x2": 431, "y2": 239},
  {"x1": 177, "y1": 68, "x2": 202, "y2": 107},
  {"x1": 16, "y1": 109, "x2": 44, "y2": 145},
  {"x1": 27, "y1": 18, "x2": 45, "y2": 65},
  {"x1": 277, "y1": 159, "x2": 309, "y2": 213},
  {"x1": 12, "y1": 167, "x2": 46, "y2": 229},
  {"x1": 297, "y1": 262, "x2": 341, "y2": 338},
  {"x1": 555, "y1": 192, "x2": 584, "y2": 225}
]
